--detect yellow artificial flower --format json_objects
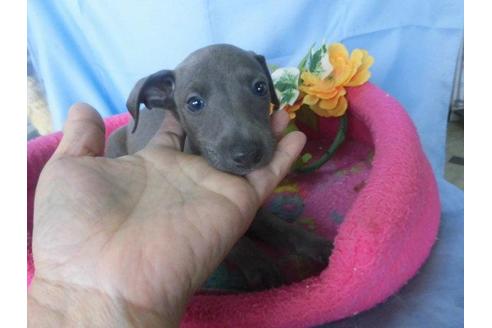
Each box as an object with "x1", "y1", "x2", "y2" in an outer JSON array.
[
  {"x1": 298, "y1": 43, "x2": 373, "y2": 118},
  {"x1": 329, "y1": 44, "x2": 374, "y2": 87},
  {"x1": 345, "y1": 49, "x2": 374, "y2": 86},
  {"x1": 299, "y1": 71, "x2": 347, "y2": 117}
]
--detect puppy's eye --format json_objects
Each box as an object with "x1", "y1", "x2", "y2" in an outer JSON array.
[
  {"x1": 252, "y1": 81, "x2": 268, "y2": 96},
  {"x1": 186, "y1": 96, "x2": 205, "y2": 112}
]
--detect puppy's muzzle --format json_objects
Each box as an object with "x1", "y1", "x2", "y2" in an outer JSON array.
[{"x1": 231, "y1": 143, "x2": 263, "y2": 168}]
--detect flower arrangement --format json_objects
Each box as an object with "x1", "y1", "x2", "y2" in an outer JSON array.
[{"x1": 271, "y1": 42, "x2": 374, "y2": 172}]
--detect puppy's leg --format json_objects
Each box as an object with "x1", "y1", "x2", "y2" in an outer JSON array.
[
  {"x1": 225, "y1": 237, "x2": 282, "y2": 290},
  {"x1": 247, "y1": 209, "x2": 333, "y2": 268},
  {"x1": 105, "y1": 126, "x2": 128, "y2": 158}
]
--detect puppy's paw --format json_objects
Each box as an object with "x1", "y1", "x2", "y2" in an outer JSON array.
[
  {"x1": 237, "y1": 256, "x2": 283, "y2": 291},
  {"x1": 296, "y1": 234, "x2": 333, "y2": 268},
  {"x1": 291, "y1": 230, "x2": 333, "y2": 269}
]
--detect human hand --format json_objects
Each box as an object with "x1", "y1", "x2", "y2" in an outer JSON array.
[{"x1": 27, "y1": 103, "x2": 306, "y2": 327}]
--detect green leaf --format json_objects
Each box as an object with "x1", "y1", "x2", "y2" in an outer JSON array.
[
  {"x1": 284, "y1": 120, "x2": 299, "y2": 134},
  {"x1": 280, "y1": 73, "x2": 298, "y2": 85},
  {"x1": 292, "y1": 158, "x2": 303, "y2": 170},
  {"x1": 272, "y1": 67, "x2": 301, "y2": 108},
  {"x1": 274, "y1": 80, "x2": 291, "y2": 92},
  {"x1": 309, "y1": 47, "x2": 324, "y2": 72},
  {"x1": 274, "y1": 72, "x2": 298, "y2": 92},
  {"x1": 308, "y1": 44, "x2": 330, "y2": 76},
  {"x1": 298, "y1": 43, "x2": 316, "y2": 70},
  {"x1": 292, "y1": 152, "x2": 312, "y2": 170},
  {"x1": 280, "y1": 94, "x2": 289, "y2": 105},
  {"x1": 280, "y1": 91, "x2": 294, "y2": 105},
  {"x1": 301, "y1": 153, "x2": 312, "y2": 163}
]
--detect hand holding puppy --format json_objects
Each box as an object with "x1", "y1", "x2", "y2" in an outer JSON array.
[{"x1": 28, "y1": 103, "x2": 305, "y2": 327}]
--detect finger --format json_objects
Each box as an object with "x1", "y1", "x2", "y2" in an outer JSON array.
[
  {"x1": 247, "y1": 130, "x2": 306, "y2": 202},
  {"x1": 148, "y1": 110, "x2": 185, "y2": 150},
  {"x1": 53, "y1": 103, "x2": 106, "y2": 158},
  {"x1": 271, "y1": 109, "x2": 290, "y2": 139}
]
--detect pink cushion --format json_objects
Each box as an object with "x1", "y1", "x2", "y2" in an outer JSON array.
[{"x1": 27, "y1": 83, "x2": 440, "y2": 327}]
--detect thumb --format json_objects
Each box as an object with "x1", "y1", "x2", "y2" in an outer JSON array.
[
  {"x1": 148, "y1": 110, "x2": 185, "y2": 150},
  {"x1": 53, "y1": 103, "x2": 106, "y2": 158}
]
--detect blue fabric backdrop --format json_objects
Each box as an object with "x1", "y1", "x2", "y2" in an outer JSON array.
[{"x1": 28, "y1": 1, "x2": 464, "y2": 326}]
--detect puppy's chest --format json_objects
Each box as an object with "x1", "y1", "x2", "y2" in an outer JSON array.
[{"x1": 127, "y1": 108, "x2": 167, "y2": 153}]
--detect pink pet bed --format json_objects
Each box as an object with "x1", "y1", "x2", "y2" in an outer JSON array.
[{"x1": 27, "y1": 83, "x2": 440, "y2": 327}]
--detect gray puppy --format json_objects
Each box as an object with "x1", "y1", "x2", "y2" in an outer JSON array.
[{"x1": 106, "y1": 44, "x2": 331, "y2": 290}]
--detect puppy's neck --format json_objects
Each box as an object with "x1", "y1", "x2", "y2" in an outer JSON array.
[{"x1": 183, "y1": 137, "x2": 200, "y2": 155}]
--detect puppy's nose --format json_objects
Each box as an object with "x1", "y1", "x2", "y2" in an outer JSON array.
[{"x1": 232, "y1": 145, "x2": 262, "y2": 167}]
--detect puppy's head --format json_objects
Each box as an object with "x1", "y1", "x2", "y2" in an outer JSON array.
[{"x1": 127, "y1": 44, "x2": 280, "y2": 175}]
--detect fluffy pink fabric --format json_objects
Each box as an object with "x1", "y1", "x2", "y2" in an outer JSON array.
[{"x1": 27, "y1": 83, "x2": 440, "y2": 327}]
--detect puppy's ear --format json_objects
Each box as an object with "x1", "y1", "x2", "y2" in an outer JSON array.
[
  {"x1": 126, "y1": 70, "x2": 175, "y2": 133},
  {"x1": 253, "y1": 54, "x2": 280, "y2": 111}
]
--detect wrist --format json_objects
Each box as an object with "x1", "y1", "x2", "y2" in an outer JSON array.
[{"x1": 28, "y1": 277, "x2": 178, "y2": 327}]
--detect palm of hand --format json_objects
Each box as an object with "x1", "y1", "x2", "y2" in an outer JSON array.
[
  {"x1": 31, "y1": 104, "x2": 305, "y2": 318},
  {"x1": 34, "y1": 145, "x2": 260, "y2": 310}
]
